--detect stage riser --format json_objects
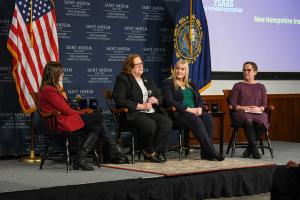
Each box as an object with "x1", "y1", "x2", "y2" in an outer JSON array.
[{"x1": 0, "y1": 166, "x2": 275, "y2": 200}]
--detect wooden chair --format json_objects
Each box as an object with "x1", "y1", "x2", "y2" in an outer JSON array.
[
  {"x1": 30, "y1": 92, "x2": 101, "y2": 172},
  {"x1": 223, "y1": 90, "x2": 274, "y2": 158},
  {"x1": 104, "y1": 90, "x2": 140, "y2": 164},
  {"x1": 166, "y1": 106, "x2": 190, "y2": 160}
]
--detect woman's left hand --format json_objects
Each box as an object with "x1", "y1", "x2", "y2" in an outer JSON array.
[
  {"x1": 196, "y1": 107, "x2": 203, "y2": 116},
  {"x1": 148, "y1": 96, "x2": 159, "y2": 105},
  {"x1": 249, "y1": 106, "x2": 263, "y2": 113},
  {"x1": 186, "y1": 107, "x2": 201, "y2": 116}
]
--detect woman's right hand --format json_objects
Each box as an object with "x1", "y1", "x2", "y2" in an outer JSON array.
[
  {"x1": 79, "y1": 108, "x2": 94, "y2": 113},
  {"x1": 186, "y1": 107, "x2": 199, "y2": 116},
  {"x1": 137, "y1": 102, "x2": 153, "y2": 111}
]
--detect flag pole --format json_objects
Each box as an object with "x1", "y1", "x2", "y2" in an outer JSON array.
[
  {"x1": 189, "y1": 0, "x2": 193, "y2": 56},
  {"x1": 29, "y1": 0, "x2": 33, "y2": 47},
  {"x1": 20, "y1": 0, "x2": 41, "y2": 163},
  {"x1": 21, "y1": 112, "x2": 41, "y2": 163}
]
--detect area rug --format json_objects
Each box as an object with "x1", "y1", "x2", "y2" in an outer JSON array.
[{"x1": 101, "y1": 157, "x2": 276, "y2": 177}]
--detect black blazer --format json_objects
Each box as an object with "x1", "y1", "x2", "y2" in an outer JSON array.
[
  {"x1": 161, "y1": 78, "x2": 204, "y2": 118},
  {"x1": 112, "y1": 73, "x2": 166, "y2": 120}
]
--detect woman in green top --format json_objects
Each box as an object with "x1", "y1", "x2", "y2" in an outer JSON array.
[{"x1": 162, "y1": 60, "x2": 224, "y2": 161}]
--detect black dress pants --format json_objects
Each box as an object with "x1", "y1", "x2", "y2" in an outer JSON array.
[
  {"x1": 242, "y1": 120, "x2": 265, "y2": 144},
  {"x1": 80, "y1": 112, "x2": 104, "y2": 136},
  {"x1": 125, "y1": 112, "x2": 172, "y2": 153},
  {"x1": 173, "y1": 111, "x2": 218, "y2": 158}
]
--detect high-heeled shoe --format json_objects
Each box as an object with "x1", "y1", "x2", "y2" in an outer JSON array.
[
  {"x1": 156, "y1": 152, "x2": 167, "y2": 162},
  {"x1": 242, "y1": 148, "x2": 251, "y2": 158},
  {"x1": 143, "y1": 152, "x2": 164, "y2": 163},
  {"x1": 202, "y1": 153, "x2": 225, "y2": 161},
  {"x1": 215, "y1": 153, "x2": 225, "y2": 161},
  {"x1": 250, "y1": 144, "x2": 261, "y2": 159}
]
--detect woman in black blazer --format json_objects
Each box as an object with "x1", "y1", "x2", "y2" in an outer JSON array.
[
  {"x1": 113, "y1": 53, "x2": 172, "y2": 163},
  {"x1": 162, "y1": 59, "x2": 224, "y2": 161}
]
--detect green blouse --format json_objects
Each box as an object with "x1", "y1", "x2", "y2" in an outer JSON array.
[{"x1": 181, "y1": 87, "x2": 195, "y2": 108}]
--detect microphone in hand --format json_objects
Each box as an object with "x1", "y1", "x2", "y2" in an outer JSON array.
[{"x1": 147, "y1": 90, "x2": 152, "y2": 98}]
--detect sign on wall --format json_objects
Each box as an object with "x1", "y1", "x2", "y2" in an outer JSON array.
[{"x1": 0, "y1": 0, "x2": 179, "y2": 156}]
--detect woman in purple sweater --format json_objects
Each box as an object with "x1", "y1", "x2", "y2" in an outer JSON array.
[{"x1": 231, "y1": 61, "x2": 268, "y2": 159}]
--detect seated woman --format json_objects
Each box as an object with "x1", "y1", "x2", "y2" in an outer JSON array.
[
  {"x1": 112, "y1": 53, "x2": 172, "y2": 163},
  {"x1": 39, "y1": 61, "x2": 126, "y2": 171},
  {"x1": 230, "y1": 61, "x2": 269, "y2": 159},
  {"x1": 162, "y1": 59, "x2": 224, "y2": 161}
]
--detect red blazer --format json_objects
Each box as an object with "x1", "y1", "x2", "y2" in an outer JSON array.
[{"x1": 39, "y1": 85, "x2": 84, "y2": 132}]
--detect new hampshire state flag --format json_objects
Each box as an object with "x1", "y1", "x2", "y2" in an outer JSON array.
[{"x1": 173, "y1": 0, "x2": 211, "y2": 92}]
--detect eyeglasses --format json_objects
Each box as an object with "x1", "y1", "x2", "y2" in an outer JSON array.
[
  {"x1": 243, "y1": 69, "x2": 253, "y2": 72},
  {"x1": 133, "y1": 62, "x2": 143, "y2": 66}
]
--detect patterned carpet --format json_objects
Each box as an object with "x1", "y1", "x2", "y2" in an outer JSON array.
[{"x1": 101, "y1": 157, "x2": 276, "y2": 177}]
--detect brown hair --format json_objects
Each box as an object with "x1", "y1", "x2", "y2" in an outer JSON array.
[
  {"x1": 243, "y1": 61, "x2": 258, "y2": 72},
  {"x1": 40, "y1": 61, "x2": 64, "y2": 90},
  {"x1": 121, "y1": 53, "x2": 143, "y2": 74}
]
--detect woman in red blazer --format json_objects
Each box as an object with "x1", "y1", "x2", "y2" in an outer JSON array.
[{"x1": 39, "y1": 62, "x2": 125, "y2": 170}]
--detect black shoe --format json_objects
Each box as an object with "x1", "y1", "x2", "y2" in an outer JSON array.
[
  {"x1": 202, "y1": 153, "x2": 225, "y2": 161},
  {"x1": 250, "y1": 146, "x2": 261, "y2": 159},
  {"x1": 143, "y1": 153, "x2": 164, "y2": 163},
  {"x1": 249, "y1": 143, "x2": 261, "y2": 159},
  {"x1": 156, "y1": 152, "x2": 167, "y2": 162},
  {"x1": 73, "y1": 156, "x2": 94, "y2": 171},
  {"x1": 242, "y1": 148, "x2": 251, "y2": 158},
  {"x1": 216, "y1": 153, "x2": 225, "y2": 161},
  {"x1": 200, "y1": 151, "x2": 207, "y2": 159},
  {"x1": 252, "y1": 153, "x2": 261, "y2": 159}
]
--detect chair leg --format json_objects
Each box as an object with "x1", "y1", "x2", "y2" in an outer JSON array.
[
  {"x1": 98, "y1": 139, "x2": 103, "y2": 164},
  {"x1": 259, "y1": 138, "x2": 265, "y2": 155},
  {"x1": 265, "y1": 131, "x2": 274, "y2": 158},
  {"x1": 226, "y1": 130, "x2": 235, "y2": 155},
  {"x1": 131, "y1": 136, "x2": 135, "y2": 164},
  {"x1": 184, "y1": 130, "x2": 190, "y2": 156},
  {"x1": 40, "y1": 138, "x2": 50, "y2": 170},
  {"x1": 65, "y1": 137, "x2": 70, "y2": 172},
  {"x1": 93, "y1": 149, "x2": 101, "y2": 168},
  {"x1": 178, "y1": 129, "x2": 183, "y2": 160},
  {"x1": 231, "y1": 129, "x2": 239, "y2": 157}
]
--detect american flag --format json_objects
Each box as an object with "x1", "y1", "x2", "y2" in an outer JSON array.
[{"x1": 7, "y1": 0, "x2": 59, "y2": 113}]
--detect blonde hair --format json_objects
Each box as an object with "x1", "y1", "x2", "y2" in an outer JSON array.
[{"x1": 170, "y1": 59, "x2": 191, "y2": 89}]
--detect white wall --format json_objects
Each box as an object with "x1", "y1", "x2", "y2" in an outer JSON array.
[{"x1": 201, "y1": 80, "x2": 300, "y2": 95}]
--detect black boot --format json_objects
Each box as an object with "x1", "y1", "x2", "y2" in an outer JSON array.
[
  {"x1": 74, "y1": 132, "x2": 98, "y2": 171},
  {"x1": 102, "y1": 134, "x2": 129, "y2": 163},
  {"x1": 249, "y1": 142, "x2": 261, "y2": 159},
  {"x1": 242, "y1": 147, "x2": 251, "y2": 158}
]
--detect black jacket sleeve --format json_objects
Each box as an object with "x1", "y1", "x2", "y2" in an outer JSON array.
[
  {"x1": 161, "y1": 79, "x2": 187, "y2": 113},
  {"x1": 162, "y1": 79, "x2": 204, "y2": 113},
  {"x1": 112, "y1": 74, "x2": 138, "y2": 112}
]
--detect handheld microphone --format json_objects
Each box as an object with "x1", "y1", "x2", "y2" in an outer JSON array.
[{"x1": 147, "y1": 90, "x2": 152, "y2": 98}]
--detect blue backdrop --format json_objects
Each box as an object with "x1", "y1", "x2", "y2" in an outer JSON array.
[{"x1": 0, "y1": 0, "x2": 179, "y2": 156}]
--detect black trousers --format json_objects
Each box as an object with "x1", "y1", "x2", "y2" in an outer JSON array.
[
  {"x1": 271, "y1": 165, "x2": 300, "y2": 200},
  {"x1": 173, "y1": 111, "x2": 218, "y2": 158},
  {"x1": 125, "y1": 112, "x2": 172, "y2": 153},
  {"x1": 243, "y1": 120, "x2": 265, "y2": 146},
  {"x1": 80, "y1": 112, "x2": 105, "y2": 137}
]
